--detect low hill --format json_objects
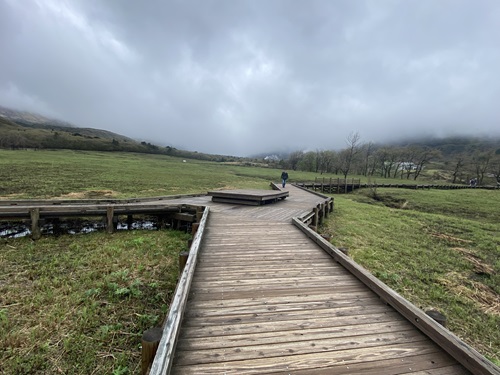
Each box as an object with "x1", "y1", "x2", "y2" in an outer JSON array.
[{"x1": 0, "y1": 106, "x2": 243, "y2": 162}]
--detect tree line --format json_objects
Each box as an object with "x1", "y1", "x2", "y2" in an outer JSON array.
[{"x1": 275, "y1": 132, "x2": 500, "y2": 186}]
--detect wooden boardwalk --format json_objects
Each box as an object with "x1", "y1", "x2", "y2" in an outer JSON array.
[
  {"x1": 1, "y1": 185, "x2": 497, "y2": 373},
  {"x1": 152, "y1": 185, "x2": 499, "y2": 375}
]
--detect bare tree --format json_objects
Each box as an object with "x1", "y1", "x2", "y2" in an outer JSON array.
[
  {"x1": 320, "y1": 150, "x2": 337, "y2": 174},
  {"x1": 338, "y1": 132, "x2": 361, "y2": 179},
  {"x1": 490, "y1": 151, "x2": 500, "y2": 185},
  {"x1": 360, "y1": 142, "x2": 375, "y2": 176},
  {"x1": 411, "y1": 147, "x2": 441, "y2": 180},
  {"x1": 299, "y1": 151, "x2": 316, "y2": 172},
  {"x1": 472, "y1": 150, "x2": 493, "y2": 185},
  {"x1": 315, "y1": 150, "x2": 325, "y2": 174},
  {"x1": 287, "y1": 150, "x2": 304, "y2": 171},
  {"x1": 375, "y1": 146, "x2": 399, "y2": 178},
  {"x1": 451, "y1": 153, "x2": 467, "y2": 184}
]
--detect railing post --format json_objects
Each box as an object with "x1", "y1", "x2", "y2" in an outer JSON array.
[
  {"x1": 30, "y1": 208, "x2": 41, "y2": 240},
  {"x1": 179, "y1": 251, "x2": 189, "y2": 275},
  {"x1": 141, "y1": 327, "x2": 163, "y2": 375},
  {"x1": 106, "y1": 206, "x2": 115, "y2": 233}
]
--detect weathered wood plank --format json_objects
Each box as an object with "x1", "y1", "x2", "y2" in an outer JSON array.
[
  {"x1": 174, "y1": 329, "x2": 429, "y2": 366},
  {"x1": 184, "y1": 296, "x2": 385, "y2": 318},
  {"x1": 171, "y1": 341, "x2": 444, "y2": 374},
  {"x1": 177, "y1": 310, "x2": 406, "y2": 339},
  {"x1": 185, "y1": 292, "x2": 378, "y2": 310},
  {"x1": 181, "y1": 304, "x2": 395, "y2": 327},
  {"x1": 175, "y1": 320, "x2": 415, "y2": 350},
  {"x1": 187, "y1": 284, "x2": 387, "y2": 301}
]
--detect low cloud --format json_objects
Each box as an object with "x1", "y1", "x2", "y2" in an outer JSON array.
[{"x1": 1, "y1": 0, "x2": 499, "y2": 156}]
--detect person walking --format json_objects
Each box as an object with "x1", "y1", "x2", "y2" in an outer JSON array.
[{"x1": 281, "y1": 170, "x2": 289, "y2": 188}]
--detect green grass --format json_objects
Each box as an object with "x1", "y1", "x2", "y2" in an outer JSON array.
[
  {"x1": 0, "y1": 149, "x2": 343, "y2": 199},
  {"x1": 0, "y1": 230, "x2": 190, "y2": 374},
  {"x1": 0, "y1": 149, "x2": 478, "y2": 200},
  {"x1": 322, "y1": 188, "x2": 499, "y2": 365}
]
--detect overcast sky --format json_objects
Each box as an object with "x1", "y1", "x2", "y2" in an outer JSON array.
[{"x1": 1, "y1": 0, "x2": 499, "y2": 156}]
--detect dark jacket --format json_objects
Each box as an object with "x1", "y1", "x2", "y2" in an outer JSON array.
[{"x1": 281, "y1": 172, "x2": 288, "y2": 180}]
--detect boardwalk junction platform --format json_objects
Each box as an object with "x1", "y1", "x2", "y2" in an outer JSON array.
[
  {"x1": 208, "y1": 189, "x2": 289, "y2": 205},
  {"x1": 0, "y1": 184, "x2": 498, "y2": 374}
]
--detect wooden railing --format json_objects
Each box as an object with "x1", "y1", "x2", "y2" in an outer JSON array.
[
  {"x1": 292, "y1": 218, "x2": 500, "y2": 375},
  {"x1": 296, "y1": 178, "x2": 500, "y2": 193},
  {"x1": 148, "y1": 206, "x2": 210, "y2": 375}
]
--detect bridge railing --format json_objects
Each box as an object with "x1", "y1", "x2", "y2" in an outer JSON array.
[{"x1": 148, "y1": 206, "x2": 210, "y2": 375}]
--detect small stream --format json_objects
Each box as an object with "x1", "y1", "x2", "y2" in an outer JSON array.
[{"x1": 0, "y1": 219, "x2": 165, "y2": 239}]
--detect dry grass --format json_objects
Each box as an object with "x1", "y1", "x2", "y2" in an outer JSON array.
[
  {"x1": 437, "y1": 272, "x2": 499, "y2": 316},
  {"x1": 58, "y1": 190, "x2": 118, "y2": 199}
]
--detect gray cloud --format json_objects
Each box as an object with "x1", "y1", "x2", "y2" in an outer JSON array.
[{"x1": 1, "y1": 0, "x2": 499, "y2": 156}]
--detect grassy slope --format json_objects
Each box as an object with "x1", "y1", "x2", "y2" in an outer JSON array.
[{"x1": 323, "y1": 189, "x2": 499, "y2": 364}]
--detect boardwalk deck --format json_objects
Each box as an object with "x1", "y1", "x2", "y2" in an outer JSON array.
[
  {"x1": 152, "y1": 185, "x2": 499, "y2": 375},
  {"x1": 167, "y1": 214, "x2": 465, "y2": 374},
  {"x1": 208, "y1": 189, "x2": 289, "y2": 205}
]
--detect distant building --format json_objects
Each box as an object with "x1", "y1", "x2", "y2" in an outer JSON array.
[{"x1": 264, "y1": 155, "x2": 280, "y2": 161}]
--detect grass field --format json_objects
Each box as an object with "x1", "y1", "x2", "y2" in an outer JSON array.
[
  {"x1": 322, "y1": 188, "x2": 499, "y2": 365},
  {"x1": 0, "y1": 149, "x2": 314, "y2": 199},
  {"x1": 1, "y1": 149, "x2": 499, "y2": 373}
]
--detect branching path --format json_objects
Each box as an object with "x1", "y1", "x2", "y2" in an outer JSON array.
[
  {"x1": 151, "y1": 185, "x2": 499, "y2": 375},
  {"x1": 1, "y1": 185, "x2": 497, "y2": 374}
]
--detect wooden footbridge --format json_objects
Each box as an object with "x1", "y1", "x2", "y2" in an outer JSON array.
[
  {"x1": 148, "y1": 185, "x2": 499, "y2": 375},
  {"x1": 1, "y1": 185, "x2": 498, "y2": 374},
  {"x1": 296, "y1": 178, "x2": 500, "y2": 194}
]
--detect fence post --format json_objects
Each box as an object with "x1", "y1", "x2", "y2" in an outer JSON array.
[
  {"x1": 179, "y1": 251, "x2": 189, "y2": 275},
  {"x1": 106, "y1": 206, "x2": 114, "y2": 233},
  {"x1": 30, "y1": 208, "x2": 41, "y2": 240},
  {"x1": 141, "y1": 327, "x2": 163, "y2": 375}
]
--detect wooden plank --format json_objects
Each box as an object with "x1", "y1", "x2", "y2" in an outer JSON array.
[
  {"x1": 189, "y1": 274, "x2": 365, "y2": 289},
  {"x1": 187, "y1": 284, "x2": 377, "y2": 301},
  {"x1": 171, "y1": 341, "x2": 444, "y2": 374},
  {"x1": 180, "y1": 304, "x2": 395, "y2": 327},
  {"x1": 183, "y1": 296, "x2": 386, "y2": 318},
  {"x1": 188, "y1": 279, "x2": 365, "y2": 295},
  {"x1": 185, "y1": 293, "x2": 380, "y2": 312},
  {"x1": 211, "y1": 197, "x2": 261, "y2": 205},
  {"x1": 173, "y1": 329, "x2": 429, "y2": 365},
  {"x1": 177, "y1": 310, "x2": 406, "y2": 338},
  {"x1": 190, "y1": 267, "x2": 348, "y2": 280},
  {"x1": 175, "y1": 320, "x2": 415, "y2": 350},
  {"x1": 208, "y1": 189, "x2": 289, "y2": 201},
  {"x1": 279, "y1": 353, "x2": 470, "y2": 375}
]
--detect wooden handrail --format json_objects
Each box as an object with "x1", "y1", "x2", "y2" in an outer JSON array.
[
  {"x1": 0, "y1": 193, "x2": 208, "y2": 206},
  {"x1": 149, "y1": 206, "x2": 210, "y2": 375},
  {"x1": 292, "y1": 217, "x2": 500, "y2": 375}
]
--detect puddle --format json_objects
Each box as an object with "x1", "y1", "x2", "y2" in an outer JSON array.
[{"x1": 0, "y1": 219, "x2": 178, "y2": 238}]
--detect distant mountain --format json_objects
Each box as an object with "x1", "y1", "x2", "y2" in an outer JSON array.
[
  {"x1": 389, "y1": 135, "x2": 500, "y2": 156},
  {"x1": 0, "y1": 105, "x2": 75, "y2": 128},
  {"x1": 0, "y1": 105, "x2": 244, "y2": 162},
  {"x1": 0, "y1": 105, "x2": 135, "y2": 143}
]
